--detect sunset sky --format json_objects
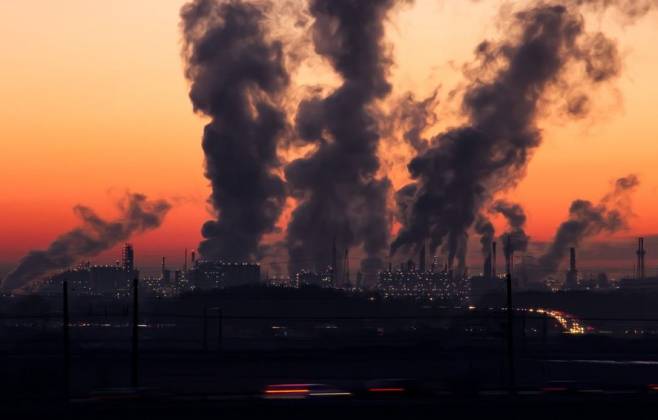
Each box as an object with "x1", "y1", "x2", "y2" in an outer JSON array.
[{"x1": 1, "y1": 0, "x2": 657, "y2": 273}]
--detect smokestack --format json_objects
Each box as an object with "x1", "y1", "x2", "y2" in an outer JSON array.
[
  {"x1": 483, "y1": 251, "x2": 492, "y2": 280},
  {"x1": 570, "y1": 247, "x2": 577, "y2": 272},
  {"x1": 505, "y1": 237, "x2": 513, "y2": 275},
  {"x1": 343, "y1": 248, "x2": 350, "y2": 287},
  {"x1": 331, "y1": 236, "x2": 337, "y2": 287},
  {"x1": 419, "y1": 243, "x2": 426, "y2": 272},
  {"x1": 492, "y1": 241, "x2": 497, "y2": 279},
  {"x1": 565, "y1": 247, "x2": 579, "y2": 290},
  {"x1": 637, "y1": 237, "x2": 646, "y2": 280},
  {"x1": 184, "y1": 248, "x2": 188, "y2": 273}
]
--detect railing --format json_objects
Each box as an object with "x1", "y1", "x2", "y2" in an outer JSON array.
[{"x1": 5, "y1": 280, "x2": 658, "y2": 402}]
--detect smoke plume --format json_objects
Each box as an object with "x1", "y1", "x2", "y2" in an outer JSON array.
[
  {"x1": 181, "y1": 0, "x2": 289, "y2": 262},
  {"x1": 539, "y1": 174, "x2": 639, "y2": 274},
  {"x1": 285, "y1": 0, "x2": 402, "y2": 276},
  {"x1": 389, "y1": 90, "x2": 439, "y2": 153},
  {"x1": 2, "y1": 193, "x2": 171, "y2": 291},
  {"x1": 392, "y1": 3, "x2": 622, "y2": 273},
  {"x1": 493, "y1": 200, "x2": 530, "y2": 256},
  {"x1": 474, "y1": 215, "x2": 495, "y2": 257},
  {"x1": 572, "y1": 0, "x2": 658, "y2": 22}
]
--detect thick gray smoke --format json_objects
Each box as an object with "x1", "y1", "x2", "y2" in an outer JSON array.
[
  {"x1": 474, "y1": 215, "x2": 495, "y2": 257},
  {"x1": 181, "y1": 0, "x2": 289, "y2": 262},
  {"x1": 285, "y1": 0, "x2": 401, "y2": 276},
  {"x1": 539, "y1": 174, "x2": 639, "y2": 274},
  {"x1": 572, "y1": 0, "x2": 658, "y2": 21},
  {"x1": 392, "y1": 3, "x2": 623, "y2": 273},
  {"x1": 493, "y1": 200, "x2": 530, "y2": 256},
  {"x1": 390, "y1": 90, "x2": 439, "y2": 153},
  {"x1": 2, "y1": 194, "x2": 171, "y2": 291}
]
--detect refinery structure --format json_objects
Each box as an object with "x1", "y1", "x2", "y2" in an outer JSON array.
[{"x1": 33, "y1": 235, "x2": 658, "y2": 301}]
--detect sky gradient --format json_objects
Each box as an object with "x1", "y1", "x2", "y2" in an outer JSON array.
[{"x1": 1, "y1": 0, "x2": 657, "y2": 273}]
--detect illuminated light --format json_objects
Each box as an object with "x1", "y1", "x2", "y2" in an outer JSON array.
[
  {"x1": 265, "y1": 389, "x2": 310, "y2": 394},
  {"x1": 368, "y1": 387, "x2": 405, "y2": 393},
  {"x1": 309, "y1": 392, "x2": 352, "y2": 397}
]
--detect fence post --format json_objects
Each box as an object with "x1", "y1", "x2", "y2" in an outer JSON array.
[
  {"x1": 62, "y1": 280, "x2": 70, "y2": 400},
  {"x1": 202, "y1": 306, "x2": 208, "y2": 351},
  {"x1": 217, "y1": 308, "x2": 223, "y2": 352},
  {"x1": 505, "y1": 238, "x2": 515, "y2": 394},
  {"x1": 521, "y1": 313, "x2": 527, "y2": 353},
  {"x1": 131, "y1": 278, "x2": 139, "y2": 388},
  {"x1": 542, "y1": 315, "x2": 548, "y2": 351}
]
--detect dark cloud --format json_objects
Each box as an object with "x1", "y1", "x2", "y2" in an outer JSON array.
[
  {"x1": 181, "y1": 0, "x2": 289, "y2": 262},
  {"x1": 538, "y1": 174, "x2": 639, "y2": 274},
  {"x1": 285, "y1": 0, "x2": 401, "y2": 276},
  {"x1": 391, "y1": 3, "x2": 622, "y2": 275},
  {"x1": 2, "y1": 194, "x2": 171, "y2": 291}
]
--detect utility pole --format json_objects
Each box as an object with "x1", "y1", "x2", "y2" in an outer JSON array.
[
  {"x1": 217, "y1": 308, "x2": 223, "y2": 352},
  {"x1": 131, "y1": 278, "x2": 139, "y2": 388},
  {"x1": 202, "y1": 306, "x2": 208, "y2": 351},
  {"x1": 505, "y1": 236, "x2": 515, "y2": 394},
  {"x1": 62, "y1": 280, "x2": 71, "y2": 400}
]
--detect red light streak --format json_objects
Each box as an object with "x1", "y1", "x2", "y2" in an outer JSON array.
[{"x1": 368, "y1": 387, "x2": 405, "y2": 393}]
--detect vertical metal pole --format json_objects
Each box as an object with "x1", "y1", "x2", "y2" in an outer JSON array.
[
  {"x1": 542, "y1": 315, "x2": 548, "y2": 350},
  {"x1": 202, "y1": 306, "x2": 208, "y2": 351},
  {"x1": 505, "y1": 238, "x2": 515, "y2": 394},
  {"x1": 521, "y1": 312, "x2": 527, "y2": 353},
  {"x1": 217, "y1": 308, "x2": 223, "y2": 352},
  {"x1": 63, "y1": 280, "x2": 71, "y2": 400},
  {"x1": 131, "y1": 278, "x2": 139, "y2": 388}
]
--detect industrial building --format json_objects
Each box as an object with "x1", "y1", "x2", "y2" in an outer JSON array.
[
  {"x1": 40, "y1": 244, "x2": 139, "y2": 297},
  {"x1": 189, "y1": 260, "x2": 261, "y2": 290}
]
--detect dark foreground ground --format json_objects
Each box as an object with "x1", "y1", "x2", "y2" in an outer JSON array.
[
  {"x1": 5, "y1": 340, "x2": 658, "y2": 420},
  {"x1": 5, "y1": 392, "x2": 658, "y2": 420},
  {"x1": 6, "y1": 288, "x2": 658, "y2": 419}
]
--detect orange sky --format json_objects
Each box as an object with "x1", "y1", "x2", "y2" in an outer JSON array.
[{"x1": 1, "y1": 1, "x2": 657, "y2": 271}]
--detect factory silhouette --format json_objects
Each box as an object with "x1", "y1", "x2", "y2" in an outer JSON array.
[{"x1": 33, "y1": 234, "x2": 657, "y2": 301}]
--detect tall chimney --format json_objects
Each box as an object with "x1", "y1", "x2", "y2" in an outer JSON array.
[
  {"x1": 343, "y1": 248, "x2": 350, "y2": 286},
  {"x1": 331, "y1": 236, "x2": 337, "y2": 286},
  {"x1": 483, "y1": 251, "x2": 492, "y2": 280},
  {"x1": 492, "y1": 241, "x2": 497, "y2": 279},
  {"x1": 505, "y1": 237, "x2": 513, "y2": 275},
  {"x1": 565, "y1": 247, "x2": 578, "y2": 290},
  {"x1": 419, "y1": 243, "x2": 426, "y2": 273},
  {"x1": 184, "y1": 248, "x2": 188, "y2": 272},
  {"x1": 637, "y1": 237, "x2": 646, "y2": 280}
]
